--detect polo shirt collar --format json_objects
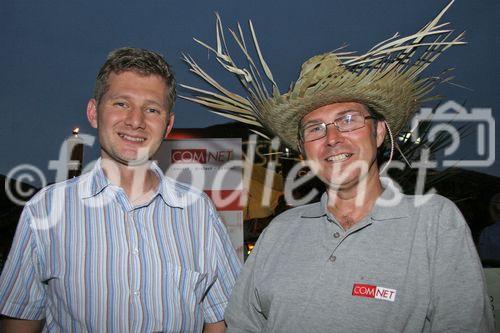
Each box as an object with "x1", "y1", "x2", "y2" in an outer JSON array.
[
  {"x1": 300, "y1": 198, "x2": 327, "y2": 219},
  {"x1": 300, "y1": 177, "x2": 410, "y2": 221},
  {"x1": 369, "y1": 177, "x2": 410, "y2": 221}
]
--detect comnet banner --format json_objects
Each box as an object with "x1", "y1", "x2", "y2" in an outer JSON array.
[{"x1": 155, "y1": 137, "x2": 244, "y2": 262}]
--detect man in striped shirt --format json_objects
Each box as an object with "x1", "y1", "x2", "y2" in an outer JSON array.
[{"x1": 0, "y1": 48, "x2": 241, "y2": 332}]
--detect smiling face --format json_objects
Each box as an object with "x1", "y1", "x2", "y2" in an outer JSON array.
[
  {"x1": 299, "y1": 102, "x2": 386, "y2": 191},
  {"x1": 87, "y1": 70, "x2": 174, "y2": 166}
]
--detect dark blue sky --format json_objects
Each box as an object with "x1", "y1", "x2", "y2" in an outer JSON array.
[{"x1": 1, "y1": 0, "x2": 498, "y2": 187}]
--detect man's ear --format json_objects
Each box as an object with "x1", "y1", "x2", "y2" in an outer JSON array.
[
  {"x1": 164, "y1": 112, "x2": 175, "y2": 139},
  {"x1": 376, "y1": 120, "x2": 387, "y2": 148},
  {"x1": 87, "y1": 99, "x2": 98, "y2": 129}
]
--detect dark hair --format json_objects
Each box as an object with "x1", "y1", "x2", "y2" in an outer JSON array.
[{"x1": 93, "y1": 47, "x2": 176, "y2": 111}]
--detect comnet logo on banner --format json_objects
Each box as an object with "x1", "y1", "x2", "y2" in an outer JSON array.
[
  {"x1": 171, "y1": 149, "x2": 233, "y2": 164},
  {"x1": 156, "y1": 138, "x2": 244, "y2": 262},
  {"x1": 352, "y1": 283, "x2": 397, "y2": 302}
]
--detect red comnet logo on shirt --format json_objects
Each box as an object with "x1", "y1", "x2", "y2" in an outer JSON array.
[{"x1": 352, "y1": 283, "x2": 397, "y2": 302}]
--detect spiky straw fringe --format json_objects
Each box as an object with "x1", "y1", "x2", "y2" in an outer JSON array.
[{"x1": 181, "y1": 1, "x2": 465, "y2": 147}]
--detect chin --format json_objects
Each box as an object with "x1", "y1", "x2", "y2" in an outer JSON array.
[
  {"x1": 326, "y1": 176, "x2": 359, "y2": 190},
  {"x1": 108, "y1": 152, "x2": 151, "y2": 167},
  {"x1": 321, "y1": 169, "x2": 366, "y2": 190},
  {"x1": 125, "y1": 155, "x2": 151, "y2": 166},
  {"x1": 119, "y1": 148, "x2": 154, "y2": 164}
]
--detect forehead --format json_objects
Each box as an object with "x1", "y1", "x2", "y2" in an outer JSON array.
[
  {"x1": 301, "y1": 102, "x2": 370, "y2": 124},
  {"x1": 104, "y1": 71, "x2": 169, "y2": 101},
  {"x1": 106, "y1": 71, "x2": 167, "y2": 88}
]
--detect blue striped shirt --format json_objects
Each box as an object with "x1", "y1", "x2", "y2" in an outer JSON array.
[{"x1": 0, "y1": 160, "x2": 241, "y2": 332}]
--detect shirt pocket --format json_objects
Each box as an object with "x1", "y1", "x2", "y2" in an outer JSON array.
[{"x1": 163, "y1": 262, "x2": 207, "y2": 311}]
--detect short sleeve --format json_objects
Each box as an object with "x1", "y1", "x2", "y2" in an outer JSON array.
[
  {"x1": 428, "y1": 199, "x2": 495, "y2": 332},
  {"x1": 202, "y1": 204, "x2": 241, "y2": 323},
  {"x1": 0, "y1": 206, "x2": 46, "y2": 319},
  {"x1": 225, "y1": 230, "x2": 267, "y2": 332}
]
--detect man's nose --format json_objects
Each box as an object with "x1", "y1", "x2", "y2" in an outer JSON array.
[
  {"x1": 325, "y1": 123, "x2": 344, "y2": 146},
  {"x1": 326, "y1": 123, "x2": 344, "y2": 145},
  {"x1": 124, "y1": 107, "x2": 146, "y2": 129}
]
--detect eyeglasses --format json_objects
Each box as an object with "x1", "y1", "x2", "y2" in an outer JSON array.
[{"x1": 300, "y1": 114, "x2": 376, "y2": 142}]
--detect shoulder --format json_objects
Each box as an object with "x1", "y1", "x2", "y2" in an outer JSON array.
[
  {"x1": 161, "y1": 175, "x2": 215, "y2": 209},
  {"x1": 270, "y1": 201, "x2": 321, "y2": 225},
  {"x1": 403, "y1": 193, "x2": 466, "y2": 230},
  {"x1": 163, "y1": 175, "x2": 206, "y2": 197},
  {"x1": 25, "y1": 173, "x2": 89, "y2": 209},
  {"x1": 379, "y1": 178, "x2": 463, "y2": 228},
  {"x1": 257, "y1": 201, "x2": 322, "y2": 242},
  {"x1": 16, "y1": 175, "x2": 91, "y2": 232}
]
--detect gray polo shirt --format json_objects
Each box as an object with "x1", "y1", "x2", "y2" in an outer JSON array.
[{"x1": 225, "y1": 182, "x2": 494, "y2": 332}]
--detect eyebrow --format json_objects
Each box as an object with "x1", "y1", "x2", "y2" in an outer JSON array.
[
  {"x1": 301, "y1": 109, "x2": 363, "y2": 126},
  {"x1": 109, "y1": 94, "x2": 165, "y2": 108}
]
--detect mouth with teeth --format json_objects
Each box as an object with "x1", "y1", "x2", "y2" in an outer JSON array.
[
  {"x1": 118, "y1": 133, "x2": 146, "y2": 143},
  {"x1": 325, "y1": 153, "x2": 352, "y2": 162}
]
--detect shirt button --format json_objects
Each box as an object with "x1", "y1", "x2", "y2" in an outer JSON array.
[
  {"x1": 329, "y1": 255, "x2": 337, "y2": 262},
  {"x1": 333, "y1": 232, "x2": 340, "y2": 238},
  {"x1": 132, "y1": 290, "x2": 140, "y2": 296},
  {"x1": 131, "y1": 248, "x2": 139, "y2": 255}
]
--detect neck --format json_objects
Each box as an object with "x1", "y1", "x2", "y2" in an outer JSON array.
[
  {"x1": 326, "y1": 172, "x2": 383, "y2": 230},
  {"x1": 100, "y1": 158, "x2": 159, "y2": 203}
]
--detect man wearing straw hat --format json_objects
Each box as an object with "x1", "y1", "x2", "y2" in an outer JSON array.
[{"x1": 182, "y1": 2, "x2": 494, "y2": 332}]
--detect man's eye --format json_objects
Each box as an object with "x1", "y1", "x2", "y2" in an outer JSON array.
[
  {"x1": 340, "y1": 115, "x2": 354, "y2": 124},
  {"x1": 114, "y1": 102, "x2": 127, "y2": 108},
  {"x1": 307, "y1": 125, "x2": 323, "y2": 133},
  {"x1": 146, "y1": 108, "x2": 160, "y2": 114}
]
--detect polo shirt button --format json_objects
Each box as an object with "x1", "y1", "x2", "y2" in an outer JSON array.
[
  {"x1": 132, "y1": 290, "x2": 140, "y2": 296},
  {"x1": 131, "y1": 248, "x2": 139, "y2": 255},
  {"x1": 333, "y1": 232, "x2": 340, "y2": 238},
  {"x1": 329, "y1": 255, "x2": 337, "y2": 262}
]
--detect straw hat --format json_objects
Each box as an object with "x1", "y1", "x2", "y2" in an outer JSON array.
[{"x1": 181, "y1": 1, "x2": 464, "y2": 150}]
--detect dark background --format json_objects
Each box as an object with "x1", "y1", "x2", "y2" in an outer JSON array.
[{"x1": 0, "y1": 0, "x2": 499, "y2": 187}]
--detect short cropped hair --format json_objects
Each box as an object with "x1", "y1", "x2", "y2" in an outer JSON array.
[{"x1": 93, "y1": 47, "x2": 176, "y2": 111}]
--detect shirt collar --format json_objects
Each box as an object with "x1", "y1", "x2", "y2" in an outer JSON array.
[
  {"x1": 369, "y1": 177, "x2": 410, "y2": 221},
  {"x1": 80, "y1": 158, "x2": 110, "y2": 199},
  {"x1": 151, "y1": 162, "x2": 185, "y2": 209},
  {"x1": 300, "y1": 177, "x2": 410, "y2": 221},
  {"x1": 80, "y1": 159, "x2": 185, "y2": 209},
  {"x1": 300, "y1": 195, "x2": 328, "y2": 219}
]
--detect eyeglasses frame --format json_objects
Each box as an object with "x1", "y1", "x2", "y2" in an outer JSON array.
[{"x1": 299, "y1": 115, "x2": 376, "y2": 143}]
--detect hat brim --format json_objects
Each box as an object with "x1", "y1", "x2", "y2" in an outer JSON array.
[{"x1": 259, "y1": 70, "x2": 423, "y2": 150}]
